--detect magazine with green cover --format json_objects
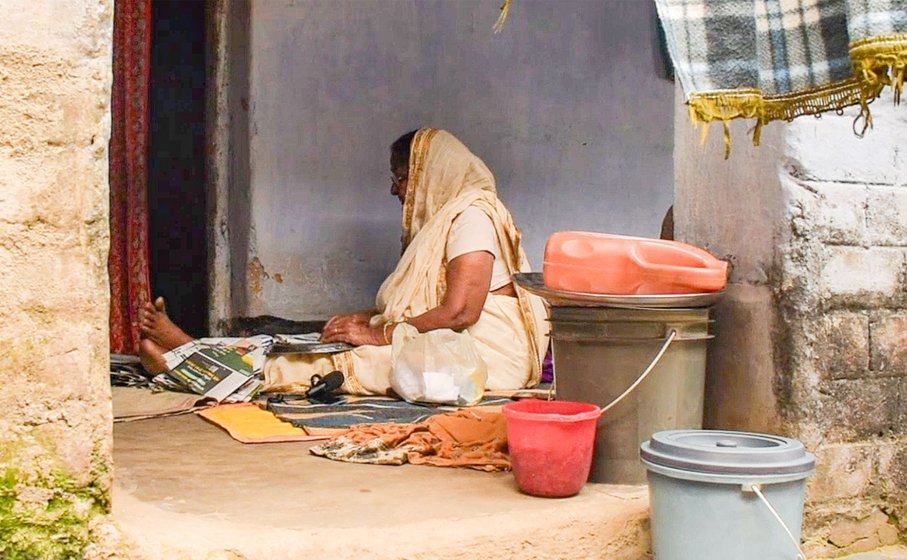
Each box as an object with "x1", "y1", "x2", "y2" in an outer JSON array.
[{"x1": 169, "y1": 346, "x2": 260, "y2": 402}]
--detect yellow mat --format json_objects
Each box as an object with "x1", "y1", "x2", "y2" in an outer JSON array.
[{"x1": 197, "y1": 402, "x2": 328, "y2": 444}]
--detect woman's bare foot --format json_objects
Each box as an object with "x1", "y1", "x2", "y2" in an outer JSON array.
[
  {"x1": 140, "y1": 296, "x2": 194, "y2": 350},
  {"x1": 138, "y1": 338, "x2": 169, "y2": 374}
]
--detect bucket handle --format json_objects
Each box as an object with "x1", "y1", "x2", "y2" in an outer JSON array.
[
  {"x1": 745, "y1": 483, "x2": 807, "y2": 560},
  {"x1": 596, "y1": 329, "x2": 677, "y2": 416}
]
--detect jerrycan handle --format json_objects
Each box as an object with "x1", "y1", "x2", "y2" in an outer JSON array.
[{"x1": 630, "y1": 241, "x2": 726, "y2": 291}]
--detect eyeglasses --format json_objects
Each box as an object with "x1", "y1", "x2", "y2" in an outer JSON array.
[{"x1": 391, "y1": 173, "x2": 408, "y2": 188}]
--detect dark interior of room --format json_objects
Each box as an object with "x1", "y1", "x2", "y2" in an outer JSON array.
[{"x1": 148, "y1": 0, "x2": 208, "y2": 337}]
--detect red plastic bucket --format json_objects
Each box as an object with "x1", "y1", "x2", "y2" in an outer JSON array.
[{"x1": 503, "y1": 399, "x2": 601, "y2": 498}]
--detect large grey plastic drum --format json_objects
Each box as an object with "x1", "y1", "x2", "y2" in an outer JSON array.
[
  {"x1": 512, "y1": 273, "x2": 718, "y2": 484},
  {"x1": 550, "y1": 306, "x2": 712, "y2": 483},
  {"x1": 641, "y1": 430, "x2": 816, "y2": 560}
]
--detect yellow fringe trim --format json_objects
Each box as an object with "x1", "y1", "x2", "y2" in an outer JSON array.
[
  {"x1": 851, "y1": 34, "x2": 907, "y2": 104},
  {"x1": 493, "y1": 0, "x2": 511, "y2": 34},
  {"x1": 687, "y1": 33, "x2": 906, "y2": 157}
]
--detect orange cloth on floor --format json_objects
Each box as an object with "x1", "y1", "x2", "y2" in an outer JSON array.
[
  {"x1": 311, "y1": 409, "x2": 510, "y2": 471},
  {"x1": 412, "y1": 409, "x2": 509, "y2": 469}
]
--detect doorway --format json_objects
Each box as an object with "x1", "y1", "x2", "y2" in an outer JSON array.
[{"x1": 147, "y1": 0, "x2": 209, "y2": 337}]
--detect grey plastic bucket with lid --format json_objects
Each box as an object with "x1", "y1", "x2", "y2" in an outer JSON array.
[{"x1": 640, "y1": 430, "x2": 816, "y2": 560}]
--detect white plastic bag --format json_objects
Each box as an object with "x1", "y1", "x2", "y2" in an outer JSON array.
[{"x1": 390, "y1": 323, "x2": 488, "y2": 406}]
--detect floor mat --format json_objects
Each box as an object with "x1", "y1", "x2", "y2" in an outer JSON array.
[
  {"x1": 265, "y1": 394, "x2": 515, "y2": 436},
  {"x1": 113, "y1": 386, "x2": 212, "y2": 422},
  {"x1": 197, "y1": 402, "x2": 327, "y2": 443}
]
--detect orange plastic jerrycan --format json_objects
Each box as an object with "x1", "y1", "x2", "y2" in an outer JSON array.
[{"x1": 543, "y1": 232, "x2": 728, "y2": 295}]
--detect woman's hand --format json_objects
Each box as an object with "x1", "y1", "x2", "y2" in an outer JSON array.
[
  {"x1": 321, "y1": 322, "x2": 387, "y2": 347},
  {"x1": 324, "y1": 310, "x2": 373, "y2": 333}
]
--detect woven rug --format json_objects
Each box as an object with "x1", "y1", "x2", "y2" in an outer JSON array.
[{"x1": 265, "y1": 394, "x2": 517, "y2": 436}]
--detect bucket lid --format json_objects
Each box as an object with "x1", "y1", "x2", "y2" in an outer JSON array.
[{"x1": 640, "y1": 430, "x2": 816, "y2": 476}]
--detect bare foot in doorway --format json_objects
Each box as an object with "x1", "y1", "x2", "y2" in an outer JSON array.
[
  {"x1": 139, "y1": 296, "x2": 194, "y2": 350},
  {"x1": 138, "y1": 338, "x2": 169, "y2": 374}
]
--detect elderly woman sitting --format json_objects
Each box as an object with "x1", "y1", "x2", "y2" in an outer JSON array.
[{"x1": 140, "y1": 128, "x2": 548, "y2": 395}]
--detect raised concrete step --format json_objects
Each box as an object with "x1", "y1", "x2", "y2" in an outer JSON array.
[{"x1": 112, "y1": 415, "x2": 650, "y2": 559}]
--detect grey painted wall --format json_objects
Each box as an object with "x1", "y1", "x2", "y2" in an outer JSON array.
[{"x1": 239, "y1": 0, "x2": 674, "y2": 320}]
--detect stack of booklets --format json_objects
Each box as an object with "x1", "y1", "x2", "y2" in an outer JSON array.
[{"x1": 160, "y1": 334, "x2": 352, "y2": 403}]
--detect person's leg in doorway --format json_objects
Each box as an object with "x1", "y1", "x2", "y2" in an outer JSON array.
[{"x1": 138, "y1": 296, "x2": 194, "y2": 373}]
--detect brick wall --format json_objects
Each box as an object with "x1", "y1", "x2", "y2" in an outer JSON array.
[
  {"x1": 781, "y1": 106, "x2": 907, "y2": 556},
  {"x1": 675, "y1": 84, "x2": 907, "y2": 556}
]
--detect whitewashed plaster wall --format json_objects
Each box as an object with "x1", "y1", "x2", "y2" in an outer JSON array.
[{"x1": 223, "y1": 0, "x2": 674, "y2": 320}]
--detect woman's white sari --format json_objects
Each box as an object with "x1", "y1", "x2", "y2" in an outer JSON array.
[{"x1": 263, "y1": 129, "x2": 548, "y2": 395}]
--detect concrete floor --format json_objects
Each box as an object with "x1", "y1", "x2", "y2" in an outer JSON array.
[
  {"x1": 112, "y1": 415, "x2": 907, "y2": 560},
  {"x1": 112, "y1": 414, "x2": 650, "y2": 560}
]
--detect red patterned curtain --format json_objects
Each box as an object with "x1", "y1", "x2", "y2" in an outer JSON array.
[{"x1": 109, "y1": 0, "x2": 152, "y2": 354}]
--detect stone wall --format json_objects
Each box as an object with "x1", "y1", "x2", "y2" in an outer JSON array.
[
  {"x1": 675, "y1": 83, "x2": 907, "y2": 556},
  {"x1": 0, "y1": 1, "x2": 115, "y2": 557},
  {"x1": 780, "y1": 102, "x2": 907, "y2": 556}
]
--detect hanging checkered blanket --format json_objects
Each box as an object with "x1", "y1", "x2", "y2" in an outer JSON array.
[{"x1": 655, "y1": 0, "x2": 907, "y2": 152}]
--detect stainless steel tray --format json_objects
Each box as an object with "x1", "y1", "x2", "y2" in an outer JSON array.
[
  {"x1": 266, "y1": 334, "x2": 354, "y2": 356},
  {"x1": 513, "y1": 273, "x2": 722, "y2": 308}
]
